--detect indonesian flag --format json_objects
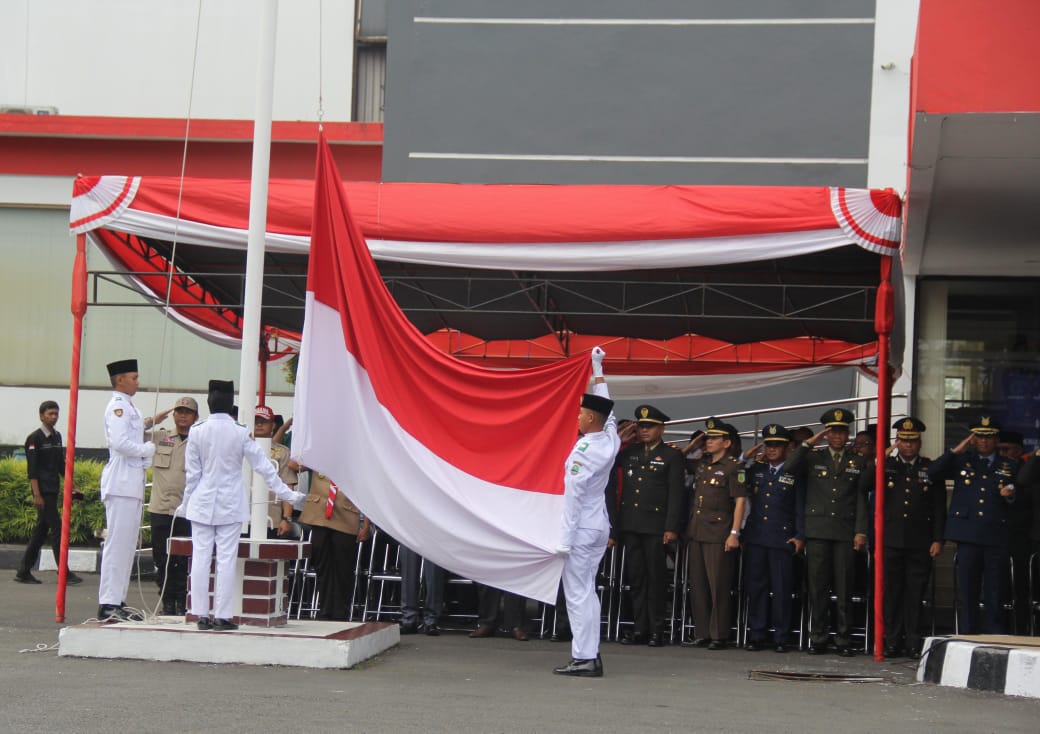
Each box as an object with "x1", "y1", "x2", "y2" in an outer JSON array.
[{"x1": 292, "y1": 136, "x2": 591, "y2": 603}]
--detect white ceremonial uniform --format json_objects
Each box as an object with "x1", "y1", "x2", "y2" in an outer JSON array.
[
  {"x1": 560, "y1": 382, "x2": 619, "y2": 661},
  {"x1": 98, "y1": 391, "x2": 155, "y2": 607},
  {"x1": 181, "y1": 413, "x2": 304, "y2": 620}
]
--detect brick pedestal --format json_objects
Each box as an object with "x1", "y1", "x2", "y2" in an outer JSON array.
[{"x1": 169, "y1": 537, "x2": 310, "y2": 628}]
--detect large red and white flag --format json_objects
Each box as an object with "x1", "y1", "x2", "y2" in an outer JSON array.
[{"x1": 292, "y1": 136, "x2": 591, "y2": 603}]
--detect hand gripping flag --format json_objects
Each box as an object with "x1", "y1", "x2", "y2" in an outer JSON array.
[{"x1": 292, "y1": 135, "x2": 591, "y2": 603}]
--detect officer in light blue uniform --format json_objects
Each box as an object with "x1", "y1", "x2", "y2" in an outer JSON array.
[
  {"x1": 928, "y1": 416, "x2": 1019, "y2": 634},
  {"x1": 742, "y1": 424, "x2": 805, "y2": 652}
]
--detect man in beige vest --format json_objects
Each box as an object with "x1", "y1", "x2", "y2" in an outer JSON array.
[
  {"x1": 299, "y1": 471, "x2": 370, "y2": 620},
  {"x1": 148, "y1": 396, "x2": 198, "y2": 615}
]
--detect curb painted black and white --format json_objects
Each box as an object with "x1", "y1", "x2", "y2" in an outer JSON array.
[{"x1": 917, "y1": 635, "x2": 1040, "y2": 699}]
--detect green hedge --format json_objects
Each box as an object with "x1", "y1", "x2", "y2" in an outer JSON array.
[{"x1": 0, "y1": 457, "x2": 125, "y2": 546}]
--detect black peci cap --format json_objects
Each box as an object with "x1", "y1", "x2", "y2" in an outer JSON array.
[
  {"x1": 581, "y1": 393, "x2": 614, "y2": 417},
  {"x1": 106, "y1": 358, "x2": 138, "y2": 377}
]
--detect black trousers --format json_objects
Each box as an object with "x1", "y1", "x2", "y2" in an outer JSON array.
[
  {"x1": 955, "y1": 542, "x2": 1008, "y2": 634},
  {"x1": 476, "y1": 585, "x2": 526, "y2": 630},
  {"x1": 150, "y1": 512, "x2": 191, "y2": 603},
  {"x1": 744, "y1": 543, "x2": 796, "y2": 644},
  {"x1": 806, "y1": 538, "x2": 856, "y2": 648},
  {"x1": 19, "y1": 493, "x2": 61, "y2": 575},
  {"x1": 309, "y1": 525, "x2": 360, "y2": 621},
  {"x1": 621, "y1": 531, "x2": 669, "y2": 636},
  {"x1": 882, "y1": 546, "x2": 931, "y2": 651}
]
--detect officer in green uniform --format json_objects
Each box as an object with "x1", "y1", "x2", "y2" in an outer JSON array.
[
  {"x1": 881, "y1": 417, "x2": 944, "y2": 659},
  {"x1": 683, "y1": 418, "x2": 747, "y2": 650},
  {"x1": 786, "y1": 408, "x2": 870, "y2": 656},
  {"x1": 611, "y1": 404, "x2": 685, "y2": 646}
]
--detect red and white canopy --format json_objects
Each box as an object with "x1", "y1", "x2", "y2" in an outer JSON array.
[{"x1": 69, "y1": 175, "x2": 901, "y2": 392}]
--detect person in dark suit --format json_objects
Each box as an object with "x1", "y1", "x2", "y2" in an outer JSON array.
[
  {"x1": 1015, "y1": 449, "x2": 1040, "y2": 584},
  {"x1": 742, "y1": 424, "x2": 805, "y2": 652},
  {"x1": 929, "y1": 416, "x2": 1020, "y2": 634},
  {"x1": 16, "y1": 401, "x2": 83, "y2": 585},
  {"x1": 611, "y1": 404, "x2": 685, "y2": 646},
  {"x1": 881, "y1": 418, "x2": 945, "y2": 658},
  {"x1": 786, "y1": 408, "x2": 870, "y2": 656},
  {"x1": 683, "y1": 418, "x2": 747, "y2": 650}
]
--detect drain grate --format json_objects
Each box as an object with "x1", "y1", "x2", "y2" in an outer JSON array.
[{"x1": 748, "y1": 670, "x2": 887, "y2": 683}]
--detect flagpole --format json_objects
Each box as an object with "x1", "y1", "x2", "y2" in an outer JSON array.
[{"x1": 241, "y1": 0, "x2": 278, "y2": 540}]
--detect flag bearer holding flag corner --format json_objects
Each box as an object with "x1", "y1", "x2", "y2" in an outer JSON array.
[{"x1": 554, "y1": 346, "x2": 618, "y2": 678}]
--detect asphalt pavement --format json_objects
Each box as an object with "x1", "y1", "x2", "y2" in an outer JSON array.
[{"x1": 1, "y1": 571, "x2": 1037, "y2": 734}]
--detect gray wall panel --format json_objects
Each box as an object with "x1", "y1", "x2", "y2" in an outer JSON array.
[{"x1": 384, "y1": 1, "x2": 875, "y2": 185}]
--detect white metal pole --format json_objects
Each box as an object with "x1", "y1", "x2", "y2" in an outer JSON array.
[{"x1": 240, "y1": 0, "x2": 278, "y2": 541}]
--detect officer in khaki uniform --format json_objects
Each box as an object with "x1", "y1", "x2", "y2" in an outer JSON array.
[
  {"x1": 254, "y1": 406, "x2": 298, "y2": 537},
  {"x1": 881, "y1": 417, "x2": 944, "y2": 658},
  {"x1": 786, "y1": 408, "x2": 870, "y2": 656},
  {"x1": 684, "y1": 418, "x2": 747, "y2": 649},
  {"x1": 611, "y1": 404, "x2": 685, "y2": 646},
  {"x1": 298, "y1": 471, "x2": 370, "y2": 621},
  {"x1": 928, "y1": 416, "x2": 1019, "y2": 634},
  {"x1": 148, "y1": 396, "x2": 198, "y2": 615}
]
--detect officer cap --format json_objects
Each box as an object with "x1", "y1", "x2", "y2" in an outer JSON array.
[
  {"x1": 174, "y1": 396, "x2": 199, "y2": 413},
  {"x1": 761, "y1": 423, "x2": 791, "y2": 444},
  {"x1": 893, "y1": 416, "x2": 925, "y2": 440},
  {"x1": 970, "y1": 416, "x2": 1000, "y2": 436},
  {"x1": 820, "y1": 407, "x2": 854, "y2": 429},
  {"x1": 705, "y1": 417, "x2": 732, "y2": 439},
  {"x1": 634, "y1": 404, "x2": 670, "y2": 425},
  {"x1": 999, "y1": 430, "x2": 1024, "y2": 446},
  {"x1": 581, "y1": 393, "x2": 614, "y2": 418},
  {"x1": 106, "y1": 358, "x2": 138, "y2": 377}
]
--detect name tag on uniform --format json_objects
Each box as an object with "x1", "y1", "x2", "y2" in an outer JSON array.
[
  {"x1": 846, "y1": 467, "x2": 860, "y2": 475},
  {"x1": 778, "y1": 475, "x2": 795, "y2": 486}
]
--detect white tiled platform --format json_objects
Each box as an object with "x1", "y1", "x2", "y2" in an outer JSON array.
[{"x1": 58, "y1": 617, "x2": 399, "y2": 669}]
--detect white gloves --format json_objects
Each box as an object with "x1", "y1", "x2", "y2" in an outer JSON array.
[
  {"x1": 555, "y1": 545, "x2": 572, "y2": 557},
  {"x1": 590, "y1": 346, "x2": 606, "y2": 378}
]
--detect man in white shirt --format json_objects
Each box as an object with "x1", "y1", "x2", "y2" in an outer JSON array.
[
  {"x1": 179, "y1": 380, "x2": 305, "y2": 631},
  {"x1": 98, "y1": 358, "x2": 171, "y2": 622},
  {"x1": 554, "y1": 347, "x2": 618, "y2": 678}
]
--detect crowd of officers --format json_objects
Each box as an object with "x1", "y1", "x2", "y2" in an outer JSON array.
[{"x1": 607, "y1": 406, "x2": 1040, "y2": 659}]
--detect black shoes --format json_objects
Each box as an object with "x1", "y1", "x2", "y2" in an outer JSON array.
[
  {"x1": 774, "y1": 643, "x2": 791, "y2": 653},
  {"x1": 807, "y1": 645, "x2": 827, "y2": 655},
  {"x1": 98, "y1": 604, "x2": 132, "y2": 622},
  {"x1": 744, "y1": 640, "x2": 766, "y2": 652},
  {"x1": 681, "y1": 637, "x2": 710, "y2": 648},
  {"x1": 553, "y1": 655, "x2": 604, "y2": 677},
  {"x1": 399, "y1": 621, "x2": 419, "y2": 635},
  {"x1": 15, "y1": 572, "x2": 41, "y2": 584},
  {"x1": 66, "y1": 572, "x2": 83, "y2": 585},
  {"x1": 197, "y1": 617, "x2": 213, "y2": 631},
  {"x1": 424, "y1": 623, "x2": 441, "y2": 637},
  {"x1": 883, "y1": 646, "x2": 904, "y2": 658},
  {"x1": 647, "y1": 633, "x2": 664, "y2": 647},
  {"x1": 837, "y1": 646, "x2": 856, "y2": 658},
  {"x1": 212, "y1": 618, "x2": 238, "y2": 631},
  {"x1": 707, "y1": 640, "x2": 727, "y2": 651},
  {"x1": 619, "y1": 632, "x2": 646, "y2": 646}
]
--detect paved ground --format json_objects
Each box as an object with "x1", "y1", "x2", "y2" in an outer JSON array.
[{"x1": 2, "y1": 571, "x2": 1037, "y2": 734}]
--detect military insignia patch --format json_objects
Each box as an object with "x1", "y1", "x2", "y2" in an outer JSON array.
[
  {"x1": 736, "y1": 469, "x2": 746, "y2": 483},
  {"x1": 834, "y1": 409, "x2": 844, "y2": 422},
  {"x1": 114, "y1": 409, "x2": 123, "y2": 417},
  {"x1": 902, "y1": 419, "x2": 914, "y2": 430},
  {"x1": 569, "y1": 461, "x2": 583, "y2": 475},
  {"x1": 639, "y1": 407, "x2": 649, "y2": 419},
  {"x1": 577, "y1": 441, "x2": 589, "y2": 453}
]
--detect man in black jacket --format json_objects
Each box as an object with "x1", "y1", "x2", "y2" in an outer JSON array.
[
  {"x1": 881, "y1": 417, "x2": 944, "y2": 658},
  {"x1": 611, "y1": 405, "x2": 684, "y2": 646},
  {"x1": 16, "y1": 401, "x2": 82, "y2": 585}
]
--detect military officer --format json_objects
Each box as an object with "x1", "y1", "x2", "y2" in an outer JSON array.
[
  {"x1": 148, "y1": 396, "x2": 198, "y2": 616},
  {"x1": 298, "y1": 471, "x2": 370, "y2": 621},
  {"x1": 742, "y1": 424, "x2": 805, "y2": 652},
  {"x1": 786, "y1": 408, "x2": 870, "y2": 656},
  {"x1": 254, "y1": 405, "x2": 299, "y2": 538},
  {"x1": 611, "y1": 404, "x2": 685, "y2": 646},
  {"x1": 684, "y1": 418, "x2": 747, "y2": 650},
  {"x1": 881, "y1": 418, "x2": 944, "y2": 658},
  {"x1": 928, "y1": 416, "x2": 1019, "y2": 634}
]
